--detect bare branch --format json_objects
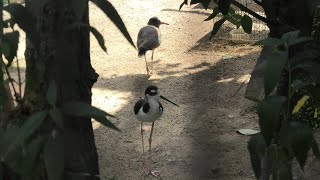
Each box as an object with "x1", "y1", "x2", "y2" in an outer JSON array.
[
  {"x1": 252, "y1": 0, "x2": 262, "y2": 7},
  {"x1": 231, "y1": 0, "x2": 276, "y2": 25}
]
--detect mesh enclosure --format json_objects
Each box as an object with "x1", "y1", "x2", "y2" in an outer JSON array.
[{"x1": 212, "y1": 0, "x2": 269, "y2": 42}]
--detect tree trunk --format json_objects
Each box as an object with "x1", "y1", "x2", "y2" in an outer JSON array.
[
  {"x1": 24, "y1": 0, "x2": 100, "y2": 179},
  {"x1": 262, "y1": 0, "x2": 315, "y2": 37},
  {"x1": 0, "y1": 0, "x2": 15, "y2": 128}
]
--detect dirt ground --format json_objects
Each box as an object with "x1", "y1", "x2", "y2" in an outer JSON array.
[{"x1": 88, "y1": 0, "x2": 262, "y2": 179}]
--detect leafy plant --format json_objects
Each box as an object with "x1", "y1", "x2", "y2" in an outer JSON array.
[
  {"x1": 179, "y1": 1, "x2": 320, "y2": 179},
  {"x1": 0, "y1": 0, "x2": 134, "y2": 179},
  {"x1": 248, "y1": 31, "x2": 320, "y2": 179},
  {"x1": 180, "y1": 0, "x2": 256, "y2": 39}
]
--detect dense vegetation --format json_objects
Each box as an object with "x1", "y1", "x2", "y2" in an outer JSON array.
[
  {"x1": 0, "y1": 0, "x2": 320, "y2": 179},
  {"x1": 0, "y1": 0, "x2": 134, "y2": 179},
  {"x1": 180, "y1": 0, "x2": 320, "y2": 179}
]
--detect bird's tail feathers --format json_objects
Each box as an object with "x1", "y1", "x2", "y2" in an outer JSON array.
[{"x1": 138, "y1": 47, "x2": 147, "y2": 57}]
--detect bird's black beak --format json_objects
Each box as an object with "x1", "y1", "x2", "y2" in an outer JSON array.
[
  {"x1": 160, "y1": 21, "x2": 169, "y2": 25},
  {"x1": 160, "y1": 95, "x2": 179, "y2": 107}
]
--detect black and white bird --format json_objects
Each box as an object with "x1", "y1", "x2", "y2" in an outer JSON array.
[
  {"x1": 137, "y1": 17, "x2": 168, "y2": 75},
  {"x1": 134, "y1": 85, "x2": 179, "y2": 175}
]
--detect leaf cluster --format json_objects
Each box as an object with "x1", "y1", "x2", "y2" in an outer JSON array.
[
  {"x1": 180, "y1": 0, "x2": 253, "y2": 39},
  {"x1": 248, "y1": 31, "x2": 320, "y2": 179},
  {"x1": 0, "y1": 0, "x2": 136, "y2": 179}
]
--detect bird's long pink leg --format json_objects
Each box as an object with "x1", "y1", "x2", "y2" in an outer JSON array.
[
  {"x1": 151, "y1": 50, "x2": 154, "y2": 73},
  {"x1": 144, "y1": 55, "x2": 151, "y2": 75},
  {"x1": 141, "y1": 122, "x2": 145, "y2": 154},
  {"x1": 149, "y1": 122, "x2": 154, "y2": 153},
  {"x1": 141, "y1": 122, "x2": 149, "y2": 175},
  {"x1": 146, "y1": 122, "x2": 162, "y2": 179}
]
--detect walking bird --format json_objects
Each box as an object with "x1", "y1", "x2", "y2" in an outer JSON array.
[
  {"x1": 134, "y1": 85, "x2": 179, "y2": 176},
  {"x1": 137, "y1": 17, "x2": 168, "y2": 75}
]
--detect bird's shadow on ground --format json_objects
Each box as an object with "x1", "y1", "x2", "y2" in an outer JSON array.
[{"x1": 93, "y1": 50, "x2": 258, "y2": 179}]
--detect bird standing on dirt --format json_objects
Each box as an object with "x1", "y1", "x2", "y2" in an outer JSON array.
[
  {"x1": 134, "y1": 85, "x2": 179, "y2": 177},
  {"x1": 137, "y1": 17, "x2": 169, "y2": 75}
]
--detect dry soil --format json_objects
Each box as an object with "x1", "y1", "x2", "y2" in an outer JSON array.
[{"x1": 89, "y1": 0, "x2": 261, "y2": 180}]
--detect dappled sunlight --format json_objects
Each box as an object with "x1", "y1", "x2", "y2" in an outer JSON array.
[
  {"x1": 91, "y1": 88, "x2": 132, "y2": 129},
  {"x1": 216, "y1": 77, "x2": 234, "y2": 83},
  {"x1": 237, "y1": 74, "x2": 251, "y2": 83}
]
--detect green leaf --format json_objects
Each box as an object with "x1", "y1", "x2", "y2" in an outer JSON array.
[
  {"x1": 49, "y1": 108, "x2": 64, "y2": 129},
  {"x1": 89, "y1": 25, "x2": 108, "y2": 53},
  {"x1": 46, "y1": 80, "x2": 57, "y2": 107},
  {"x1": 44, "y1": 133, "x2": 64, "y2": 180},
  {"x1": 273, "y1": 161, "x2": 292, "y2": 180},
  {"x1": 266, "y1": 144, "x2": 292, "y2": 180},
  {"x1": 61, "y1": 101, "x2": 120, "y2": 131},
  {"x1": 204, "y1": 7, "x2": 220, "y2": 21},
  {"x1": 237, "y1": 129, "x2": 260, "y2": 135},
  {"x1": 264, "y1": 51, "x2": 288, "y2": 96},
  {"x1": 179, "y1": 0, "x2": 188, "y2": 10},
  {"x1": 3, "y1": 4, "x2": 32, "y2": 32},
  {"x1": 226, "y1": 16, "x2": 241, "y2": 28},
  {"x1": 311, "y1": 136, "x2": 320, "y2": 159},
  {"x1": 280, "y1": 122, "x2": 313, "y2": 169},
  {"x1": 2, "y1": 111, "x2": 47, "y2": 157},
  {"x1": 228, "y1": 6, "x2": 236, "y2": 15},
  {"x1": 241, "y1": 15, "x2": 252, "y2": 34},
  {"x1": 3, "y1": 4, "x2": 38, "y2": 45},
  {"x1": 2, "y1": 31, "x2": 19, "y2": 67},
  {"x1": 190, "y1": 0, "x2": 212, "y2": 10},
  {"x1": 90, "y1": 0, "x2": 135, "y2": 48},
  {"x1": 210, "y1": 17, "x2": 226, "y2": 39},
  {"x1": 257, "y1": 96, "x2": 286, "y2": 145},
  {"x1": 253, "y1": 37, "x2": 283, "y2": 47},
  {"x1": 247, "y1": 133, "x2": 267, "y2": 179}
]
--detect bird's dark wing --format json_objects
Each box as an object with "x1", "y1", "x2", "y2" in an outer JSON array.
[
  {"x1": 134, "y1": 98, "x2": 145, "y2": 115},
  {"x1": 142, "y1": 103, "x2": 150, "y2": 113},
  {"x1": 137, "y1": 26, "x2": 159, "y2": 49}
]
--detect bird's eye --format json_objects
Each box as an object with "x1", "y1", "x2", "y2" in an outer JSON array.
[
  {"x1": 149, "y1": 91, "x2": 157, "y2": 96},
  {"x1": 148, "y1": 89, "x2": 158, "y2": 96}
]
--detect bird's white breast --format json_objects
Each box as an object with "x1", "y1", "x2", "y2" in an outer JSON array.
[
  {"x1": 136, "y1": 99, "x2": 163, "y2": 122},
  {"x1": 137, "y1": 25, "x2": 161, "y2": 50}
]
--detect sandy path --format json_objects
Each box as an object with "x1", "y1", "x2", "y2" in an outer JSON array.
[{"x1": 89, "y1": 0, "x2": 261, "y2": 179}]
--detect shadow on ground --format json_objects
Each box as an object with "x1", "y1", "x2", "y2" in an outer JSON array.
[{"x1": 93, "y1": 51, "x2": 258, "y2": 179}]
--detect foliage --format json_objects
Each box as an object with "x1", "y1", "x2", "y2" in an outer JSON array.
[
  {"x1": 248, "y1": 31, "x2": 320, "y2": 179},
  {"x1": 0, "y1": 0, "x2": 134, "y2": 179},
  {"x1": 180, "y1": 0, "x2": 254, "y2": 39},
  {"x1": 180, "y1": 1, "x2": 320, "y2": 179}
]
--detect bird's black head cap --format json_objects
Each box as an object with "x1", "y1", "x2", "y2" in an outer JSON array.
[
  {"x1": 145, "y1": 85, "x2": 159, "y2": 96},
  {"x1": 148, "y1": 17, "x2": 161, "y2": 28}
]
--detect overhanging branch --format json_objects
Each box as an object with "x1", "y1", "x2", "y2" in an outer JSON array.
[
  {"x1": 231, "y1": 0, "x2": 276, "y2": 25},
  {"x1": 252, "y1": 0, "x2": 262, "y2": 7}
]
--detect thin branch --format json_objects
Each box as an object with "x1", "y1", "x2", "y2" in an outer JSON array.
[
  {"x1": 16, "y1": 57, "x2": 22, "y2": 100},
  {"x1": 252, "y1": 0, "x2": 262, "y2": 7},
  {"x1": 2, "y1": 64, "x2": 19, "y2": 102},
  {"x1": 231, "y1": 0, "x2": 276, "y2": 25}
]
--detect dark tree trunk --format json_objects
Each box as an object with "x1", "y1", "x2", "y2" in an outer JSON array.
[
  {"x1": 23, "y1": 0, "x2": 100, "y2": 179},
  {"x1": 262, "y1": 0, "x2": 316, "y2": 37}
]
